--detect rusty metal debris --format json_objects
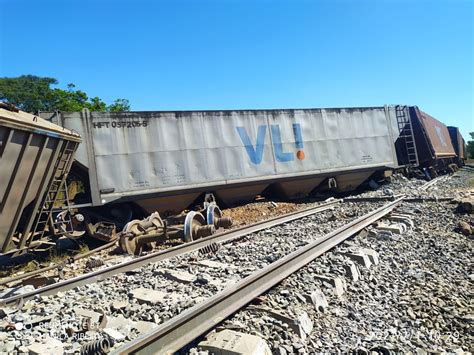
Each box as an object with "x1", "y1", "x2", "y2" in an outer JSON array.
[
  {"x1": 0, "y1": 240, "x2": 117, "y2": 287},
  {"x1": 66, "y1": 310, "x2": 107, "y2": 340},
  {"x1": 85, "y1": 258, "x2": 105, "y2": 269},
  {"x1": 118, "y1": 203, "x2": 233, "y2": 255},
  {"x1": 0, "y1": 199, "x2": 340, "y2": 307},
  {"x1": 80, "y1": 338, "x2": 111, "y2": 355},
  {"x1": 198, "y1": 242, "x2": 220, "y2": 255},
  {"x1": 84, "y1": 310, "x2": 108, "y2": 332}
]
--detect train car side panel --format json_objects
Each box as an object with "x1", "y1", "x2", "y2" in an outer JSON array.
[
  {"x1": 448, "y1": 126, "x2": 466, "y2": 161},
  {"x1": 0, "y1": 108, "x2": 81, "y2": 253},
  {"x1": 409, "y1": 106, "x2": 456, "y2": 168},
  {"x1": 448, "y1": 126, "x2": 467, "y2": 166},
  {"x1": 59, "y1": 107, "x2": 398, "y2": 206},
  {"x1": 417, "y1": 108, "x2": 456, "y2": 158}
]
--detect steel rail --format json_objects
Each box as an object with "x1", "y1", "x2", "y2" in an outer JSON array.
[
  {"x1": 0, "y1": 199, "x2": 341, "y2": 306},
  {"x1": 343, "y1": 175, "x2": 451, "y2": 204},
  {"x1": 0, "y1": 240, "x2": 117, "y2": 286},
  {"x1": 343, "y1": 194, "x2": 404, "y2": 203},
  {"x1": 114, "y1": 197, "x2": 404, "y2": 355},
  {"x1": 419, "y1": 175, "x2": 447, "y2": 191},
  {"x1": 403, "y1": 197, "x2": 453, "y2": 202},
  {"x1": 344, "y1": 195, "x2": 453, "y2": 203}
]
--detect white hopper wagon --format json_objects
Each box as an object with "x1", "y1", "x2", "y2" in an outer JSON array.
[{"x1": 43, "y1": 106, "x2": 403, "y2": 217}]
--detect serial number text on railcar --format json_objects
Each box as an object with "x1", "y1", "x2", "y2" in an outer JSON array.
[{"x1": 92, "y1": 120, "x2": 149, "y2": 128}]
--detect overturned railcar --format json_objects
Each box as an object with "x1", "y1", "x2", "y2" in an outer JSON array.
[
  {"x1": 447, "y1": 126, "x2": 466, "y2": 166},
  {"x1": 0, "y1": 105, "x2": 81, "y2": 255},
  {"x1": 43, "y1": 106, "x2": 410, "y2": 217},
  {"x1": 408, "y1": 107, "x2": 457, "y2": 172}
]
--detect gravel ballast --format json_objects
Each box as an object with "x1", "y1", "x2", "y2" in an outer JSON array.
[
  {"x1": 1, "y1": 170, "x2": 472, "y2": 354},
  {"x1": 198, "y1": 175, "x2": 473, "y2": 354}
]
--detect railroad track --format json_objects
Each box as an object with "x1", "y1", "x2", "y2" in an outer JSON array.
[
  {"x1": 114, "y1": 197, "x2": 404, "y2": 354},
  {"x1": 0, "y1": 199, "x2": 341, "y2": 306},
  {"x1": 0, "y1": 198, "x2": 388, "y2": 354},
  {"x1": 418, "y1": 175, "x2": 449, "y2": 191},
  {"x1": 0, "y1": 174, "x2": 459, "y2": 354},
  {"x1": 110, "y1": 174, "x2": 449, "y2": 353},
  {"x1": 1, "y1": 172, "x2": 453, "y2": 291},
  {"x1": 0, "y1": 240, "x2": 117, "y2": 287}
]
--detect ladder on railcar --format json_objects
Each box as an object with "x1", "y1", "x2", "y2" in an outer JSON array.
[
  {"x1": 31, "y1": 141, "x2": 76, "y2": 241},
  {"x1": 395, "y1": 106, "x2": 419, "y2": 167}
]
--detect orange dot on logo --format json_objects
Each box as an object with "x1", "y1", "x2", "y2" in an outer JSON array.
[{"x1": 296, "y1": 150, "x2": 305, "y2": 160}]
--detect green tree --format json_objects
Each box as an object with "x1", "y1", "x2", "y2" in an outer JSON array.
[
  {"x1": 0, "y1": 75, "x2": 130, "y2": 113},
  {"x1": 467, "y1": 132, "x2": 474, "y2": 159},
  {"x1": 0, "y1": 75, "x2": 58, "y2": 112},
  {"x1": 107, "y1": 98, "x2": 131, "y2": 112}
]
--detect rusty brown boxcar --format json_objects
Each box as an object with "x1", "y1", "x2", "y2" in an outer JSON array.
[
  {"x1": 408, "y1": 106, "x2": 457, "y2": 173},
  {"x1": 447, "y1": 126, "x2": 466, "y2": 165}
]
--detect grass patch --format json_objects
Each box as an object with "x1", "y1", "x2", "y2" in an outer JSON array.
[
  {"x1": 77, "y1": 242, "x2": 90, "y2": 255},
  {"x1": 47, "y1": 241, "x2": 89, "y2": 264},
  {"x1": 47, "y1": 248, "x2": 67, "y2": 264},
  {"x1": 21, "y1": 260, "x2": 40, "y2": 272},
  {"x1": 0, "y1": 241, "x2": 91, "y2": 280},
  {"x1": 469, "y1": 177, "x2": 474, "y2": 187}
]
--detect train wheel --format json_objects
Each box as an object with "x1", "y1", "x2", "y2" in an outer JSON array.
[
  {"x1": 146, "y1": 212, "x2": 164, "y2": 249},
  {"x1": 184, "y1": 212, "x2": 214, "y2": 242},
  {"x1": 206, "y1": 204, "x2": 222, "y2": 227},
  {"x1": 118, "y1": 234, "x2": 139, "y2": 255},
  {"x1": 147, "y1": 212, "x2": 164, "y2": 229},
  {"x1": 123, "y1": 219, "x2": 143, "y2": 235}
]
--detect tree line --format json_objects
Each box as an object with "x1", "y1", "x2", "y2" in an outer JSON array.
[{"x1": 0, "y1": 75, "x2": 130, "y2": 113}]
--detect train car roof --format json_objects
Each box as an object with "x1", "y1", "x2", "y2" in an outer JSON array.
[{"x1": 0, "y1": 105, "x2": 81, "y2": 142}]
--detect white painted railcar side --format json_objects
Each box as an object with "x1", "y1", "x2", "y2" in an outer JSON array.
[{"x1": 45, "y1": 106, "x2": 400, "y2": 212}]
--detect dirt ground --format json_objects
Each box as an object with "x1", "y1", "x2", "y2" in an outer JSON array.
[{"x1": 222, "y1": 199, "x2": 311, "y2": 228}]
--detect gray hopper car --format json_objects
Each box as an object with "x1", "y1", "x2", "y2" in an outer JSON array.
[
  {"x1": 0, "y1": 105, "x2": 81, "y2": 255},
  {"x1": 44, "y1": 105, "x2": 410, "y2": 219}
]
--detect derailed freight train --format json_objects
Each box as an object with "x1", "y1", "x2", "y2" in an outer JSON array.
[
  {"x1": 447, "y1": 126, "x2": 467, "y2": 166},
  {"x1": 0, "y1": 104, "x2": 465, "y2": 255},
  {"x1": 0, "y1": 104, "x2": 81, "y2": 255}
]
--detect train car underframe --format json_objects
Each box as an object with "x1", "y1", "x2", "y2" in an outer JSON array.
[{"x1": 8, "y1": 157, "x2": 464, "y2": 258}]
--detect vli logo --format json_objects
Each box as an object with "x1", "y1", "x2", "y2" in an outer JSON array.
[{"x1": 236, "y1": 123, "x2": 305, "y2": 164}]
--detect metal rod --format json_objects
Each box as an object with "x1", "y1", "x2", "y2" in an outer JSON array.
[
  {"x1": 419, "y1": 175, "x2": 447, "y2": 191},
  {"x1": 343, "y1": 195, "x2": 403, "y2": 202}
]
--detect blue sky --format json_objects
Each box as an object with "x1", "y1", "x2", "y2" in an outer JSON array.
[{"x1": 0, "y1": 0, "x2": 472, "y2": 138}]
